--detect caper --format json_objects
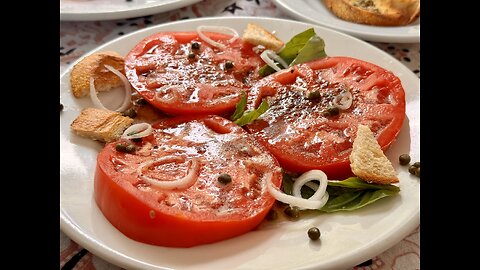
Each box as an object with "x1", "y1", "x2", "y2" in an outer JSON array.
[
  {"x1": 399, "y1": 154, "x2": 411, "y2": 165},
  {"x1": 135, "y1": 98, "x2": 148, "y2": 106},
  {"x1": 408, "y1": 165, "x2": 418, "y2": 175},
  {"x1": 324, "y1": 106, "x2": 339, "y2": 116},
  {"x1": 307, "y1": 227, "x2": 321, "y2": 240},
  {"x1": 116, "y1": 143, "x2": 135, "y2": 153},
  {"x1": 131, "y1": 138, "x2": 142, "y2": 143},
  {"x1": 217, "y1": 173, "x2": 232, "y2": 184},
  {"x1": 122, "y1": 108, "x2": 137, "y2": 118},
  {"x1": 284, "y1": 206, "x2": 300, "y2": 219},
  {"x1": 225, "y1": 61, "x2": 234, "y2": 69},
  {"x1": 266, "y1": 209, "x2": 278, "y2": 221},
  {"x1": 412, "y1": 161, "x2": 420, "y2": 168},
  {"x1": 60, "y1": 103, "x2": 64, "y2": 111},
  {"x1": 188, "y1": 52, "x2": 196, "y2": 59},
  {"x1": 306, "y1": 90, "x2": 320, "y2": 100},
  {"x1": 414, "y1": 167, "x2": 420, "y2": 177},
  {"x1": 191, "y1": 42, "x2": 200, "y2": 50}
]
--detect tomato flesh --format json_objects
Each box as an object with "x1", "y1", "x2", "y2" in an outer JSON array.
[
  {"x1": 245, "y1": 57, "x2": 406, "y2": 179},
  {"x1": 94, "y1": 115, "x2": 282, "y2": 247},
  {"x1": 124, "y1": 32, "x2": 264, "y2": 115}
]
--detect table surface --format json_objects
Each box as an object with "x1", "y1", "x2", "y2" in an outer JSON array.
[{"x1": 60, "y1": 0, "x2": 420, "y2": 269}]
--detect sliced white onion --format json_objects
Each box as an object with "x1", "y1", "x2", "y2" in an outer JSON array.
[
  {"x1": 333, "y1": 90, "x2": 353, "y2": 110},
  {"x1": 196, "y1": 25, "x2": 239, "y2": 50},
  {"x1": 121, "y1": 123, "x2": 152, "y2": 140},
  {"x1": 266, "y1": 172, "x2": 328, "y2": 210},
  {"x1": 88, "y1": 65, "x2": 132, "y2": 112},
  {"x1": 89, "y1": 77, "x2": 108, "y2": 110},
  {"x1": 292, "y1": 170, "x2": 329, "y2": 209},
  {"x1": 260, "y1": 50, "x2": 288, "y2": 72},
  {"x1": 104, "y1": 64, "x2": 132, "y2": 112},
  {"x1": 137, "y1": 156, "x2": 200, "y2": 190}
]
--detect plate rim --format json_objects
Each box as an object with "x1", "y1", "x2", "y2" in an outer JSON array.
[
  {"x1": 60, "y1": 0, "x2": 202, "y2": 21},
  {"x1": 60, "y1": 16, "x2": 420, "y2": 270},
  {"x1": 273, "y1": 0, "x2": 420, "y2": 43}
]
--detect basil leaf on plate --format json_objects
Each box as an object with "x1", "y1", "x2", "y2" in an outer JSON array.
[
  {"x1": 230, "y1": 92, "x2": 247, "y2": 121},
  {"x1": 258, "y1": 28, "x2": 327, "y2": 77},
  {"x1": 281, "y1": 175, "x2": 400, "y2": 212},
  {"x1": 233, "y1": 99, "x2": 269, "y2": 126}
]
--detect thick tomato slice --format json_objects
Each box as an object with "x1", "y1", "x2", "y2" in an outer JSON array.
[
  {"x1": 245, "y1": 56, "x2": 406, "y2": 180},
  {"x1": 94, "y1": 115, "x2": 282, "y2": 247},
  {"x1": 124, "y1": 32, "x2": 264, "y2": 115}
]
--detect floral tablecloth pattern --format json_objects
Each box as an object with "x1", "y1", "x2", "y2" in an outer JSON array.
[{"x1": 60, "y1": 0, "x2": 420, "y2": 269}]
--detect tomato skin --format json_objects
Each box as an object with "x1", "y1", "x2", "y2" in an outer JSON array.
[
  {"x1": 245, "y1": 56, "x2": 406, "y2": 180},
  {"x1": 94, "y1": 115, "x2": 282, "y2": 247},
  {"x1": 124, "y1": 32, "x2": 264, "y2": 116}
]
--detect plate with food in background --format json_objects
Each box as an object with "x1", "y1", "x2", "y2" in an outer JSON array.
[{"x1": 273, "y1": 0, "x2": 420, "y2": 43}]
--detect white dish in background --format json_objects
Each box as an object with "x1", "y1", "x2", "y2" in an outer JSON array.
[
  {"x1": 60, "y1": 0, "x2": 202, "y2": 21},
  {"x1": 60, "y1": 17, "x2": 420, "y2": 270},
  {"x1": 273, "y1": 0, "x2": 420, "y2": 43}
]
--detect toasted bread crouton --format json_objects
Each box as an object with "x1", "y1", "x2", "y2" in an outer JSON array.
[
  {"x1": 323, "y1": 0, "x2": 420, "y2": 26},
  {"x1": 70, "y1": 51, "x2": 125, "y2": 98},
  {"x1": 71, "y1": 107, "x2": 133, "y2": 142},
  {"x1": 242, "y1": 23, "x2": 284, "y2": 52},
  {"x1": 349, "y1": 124, "x2": 399, "y2": 184}
]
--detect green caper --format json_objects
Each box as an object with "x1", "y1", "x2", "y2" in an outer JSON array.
[
  {"x1": 188, "y1": 52, "x2": 196, "y2": 59},
  {"x1": 307, "y1": 227, "x2": 321, "y2": 240},
  {"x1": 284, "y1": 206, "x2": 300, "y2": 219},
  {"x1": 191, "y1": 42, "x2": 200, "y2": 50},
  {"x1": 122, "y1": 108, "x2": 137, "y2": 118},
  {"x1": 116, "y1": 143, "x2": 135, "y2": 153},
  {"x1": 217, "y1": 173, "x2": 232, "y2": 184},
  {"x1": 414, "y1": 167, "x2": 420, "y2": 177},
  {"x1": 324, "y1": 106, "x2": 339, "y2": 116},
  {"x1": 412, "y1": 161, "x2": 420, "y2": 168},
  {"x1": 135, "y1": 98, "x2": 148, "y2": 106},
  {"x1": 266, "y1": 209, "x2": 278, "y2": 221},
  {"x1": 408, "y1": 165, "x2": 418, "y2": 175},
  {"x1": 225, "y1": 61, "x2": 234, "y2": 69},
  {"x1": 131, "y1": 138, "x2": 142, "y2": 143},
  {"x1": 306, "y1": 90, "x2": 320, "y2": 100},
  {"x1": 399, "y1": 154, "x2": 411, "y2": 165}
]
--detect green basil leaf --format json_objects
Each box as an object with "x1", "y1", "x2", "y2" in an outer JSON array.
[
  {"x1": 327, "y1": 177, "x2": 400, "y2": 192},
  {"x1": 289, "y1": 35, "x2": 327, "y2": 66},
  {"x1": 233, "y1": 99, "x2": 269, "y2": 126},
  {"x1": 319, "y1": 189, "x2": 399, "y2": 213},
  {"x1": 258, "y1": 28, "x2": 327, "y2": 77},
  {"x1": 279, "y1": 174, "x2": 400, "y2": 212},
  {"x1": 230, "y1": 92, "x2": 247, "y2": 121}
]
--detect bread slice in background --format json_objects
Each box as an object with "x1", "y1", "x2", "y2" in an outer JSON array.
[
  {"x1": 71, "y1": 107, "x2": 133, "y2": 143},
  {"x1": 349, "y1": 124, "x2": 399, "y2": 184},
  {"x1": 70, "y1": 51, "x2": 125, "y2": 98},
  {"x1": 323, "y1": 0, "x2": 420, "y2": 26},
  {"x1": 242, "y1": 23, "x2": 285, "y2": 52}
]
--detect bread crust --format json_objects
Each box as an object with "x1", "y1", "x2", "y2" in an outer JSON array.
[
  {"x1": 324, "y1": 0, "x2": 420, "y2": 26},
  {"x1": 70, "y1": 107, "x2": 133, "y2": 142},
  {"x1": 242, "y1": 23, "x2": 284, "y2": 52},
  {"x1": 70, "y1": 51, "x2": 125, "y2": 98},
  {"x1": 349, "y1": 124, "x2": 399, "y2": 184}
]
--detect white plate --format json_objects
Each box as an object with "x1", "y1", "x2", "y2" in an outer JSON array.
[
  {"x1": 60, "y1": 0, "x2": 202, "y2": 21},
  {"x1": 273, "y1": 0, "x2": 420, "y2": 43},
  {"x1": 60, "y1": 17, "x2": 420, "y2": 270}
]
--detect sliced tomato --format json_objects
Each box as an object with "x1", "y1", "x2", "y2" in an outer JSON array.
[
  {"x1": 124, "y1": 32, "x2": 264, "y2": 115},
  {"x1": 245, "y1": 56, "x2": 406, "y2": 180},
  {"x1": 94, "y1": 115, "x2": 282, "y2": 247}
]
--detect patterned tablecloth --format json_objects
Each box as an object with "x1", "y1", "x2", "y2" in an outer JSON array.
[{"x1": 60, "y1": 0, "x2": 420, "y2": 269}]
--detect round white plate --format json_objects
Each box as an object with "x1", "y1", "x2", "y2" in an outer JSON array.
[
  {"x1": 60, "y1": 17, "x2": 420, "y2": 270},
  {"x1": 273, "y1": 0, "x2": 420, "y2": 43},
  {"x1": 60, "y1": 0, "x2": 202, "y2": 21}
]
